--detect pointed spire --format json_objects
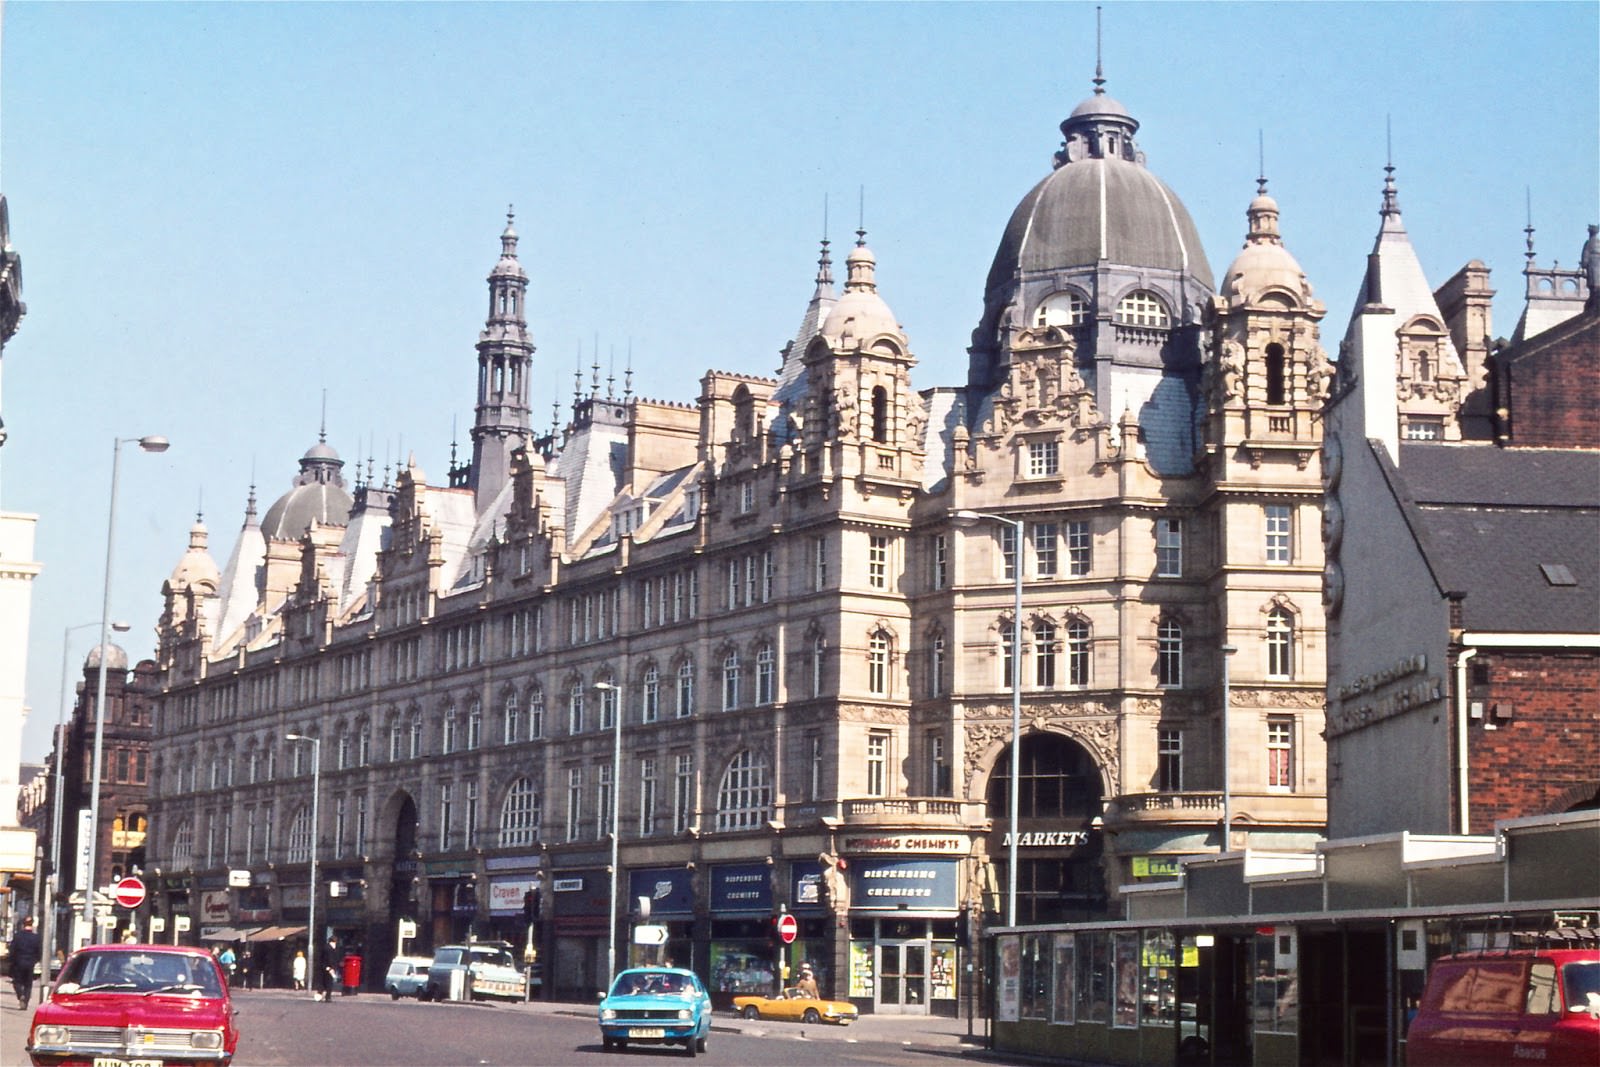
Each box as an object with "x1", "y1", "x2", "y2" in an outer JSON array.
[
  {"x1": 244, "y1": 480, "x2": 258, "y2": 527},
  {"x1": 1524, "y1": 187, "x2": 1537, "y2": 267},
  {"x1": 1381, "y1": 117, "x2": 1402, "y2": 220},
  {"x1": 1093, "y1": 5, "x2": 1106, "y2": 95},
  {"x1": 501, "y1": 203, "x2": 519, "y2": 258}
]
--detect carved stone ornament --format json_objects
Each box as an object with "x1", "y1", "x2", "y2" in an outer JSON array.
[{"x1": 961, "y1": 714, "x2": 1121, "y2": 799}]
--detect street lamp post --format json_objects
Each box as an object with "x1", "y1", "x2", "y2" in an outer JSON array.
[
  {"x1": 48, "y1": 620, "x2": 129, "y2": 970},
  {"x1": 83, "y1": 434, "x2": 169, "y2": 944},
  {"x1": 592, "y1": 680, "x2": 622, "y2": 989},
  {"x1": 286, "y1": 733, "x2": 322, "y2": 1000},
  {"x1": 1220, "y1": 644, "x2": 1238, "y2": 852},
  {"x1": 952, "y1": 510, "x2": 1025, "y2": 928}
]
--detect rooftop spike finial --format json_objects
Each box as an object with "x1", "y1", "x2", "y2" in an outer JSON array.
[
  {"x1": 624, "y1": 339, "x2": 634, "y2": 401},
  {"x1": 507, "y1": 203, "x2": 515, "y2": 227},
  {"x1": 1257, "y1": 130, "x2": 1268, "y2": 195},
  {"x1": 319, "y1": 388, "x2": 328, "y2": 443},
  {"x1": 606, "y1": 344, "x2": 616, "y2": 399},
  {"x1": 856, "y1": 186, "x2": 867, "y2": 247},
  {"x1": 1524, "y1": 187, "x2": 1537, "y2": 266},
  {"x1": 1380, "y1": 116, "x2": 1401, "y2": 218},
  {"x1": 573, "y1": 343, "x2": 583, "y2": 405},
  {"x1": 1093, "y1": 5, "x2": 1106, "y2": 95}
]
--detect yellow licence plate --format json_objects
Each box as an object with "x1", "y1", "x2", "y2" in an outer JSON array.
[
  {"x1": 629, "y1": 1027, "x2": 666, "y2": 1038},
  {"x1": 93, "y1": 1059, "x2": 161, "y2": 1067}
]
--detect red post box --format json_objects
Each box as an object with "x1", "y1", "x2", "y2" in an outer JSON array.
[{"x1": 341, "y1": 953, "x2": 363, "y2": 994}]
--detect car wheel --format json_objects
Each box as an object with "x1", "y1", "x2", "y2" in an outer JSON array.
[
  {"x1": 741, "y1": 1005, "x2": 759, "y2": 1020},
  {"x1": 696, "y1": 1034, "x2": 708, "y2": 1053},
  {"x1": 602, "y1": 1036, "x2": 614, "y2": 1051},
  {"x1": 390, "y1": 990, "x2": 401, "y2": 1000},
  {"x1": 684, "y1": 1037, "x2": 697, "y2": 1057},
  {"x1": 803, "y1": 1008, "x2": 821, "y2": 1024},
  {"x1": 615, "y1": 1040, "x2": 628, "y2": 1051}
]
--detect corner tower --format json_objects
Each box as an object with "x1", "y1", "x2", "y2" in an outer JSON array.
[{"x1": 470, "y1": 207, "x2": 535, "y2": 509}]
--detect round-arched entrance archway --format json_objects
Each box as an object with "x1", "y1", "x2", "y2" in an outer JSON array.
[{"x1": 986, "y1": 732, "x2": 1109, "y2": 923}]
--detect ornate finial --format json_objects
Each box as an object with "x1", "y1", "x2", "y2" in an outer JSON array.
[
  {"x1": 591, "y1": 359, "x2": 601, "y2": 396},
  {"x1": 450, "y1": 417, "x2": 459, "y2": 468},
  {"x1": 624, "y1": 340, "x2": 634, "y2": 401},
  {"x1": 551, "y1": 399, "x2": 561, "y2": 436},
  {"x1": 1093, "y1": 5, "x2": 1106, "y2": 95},
  {"x1": 817, "y1": 194, "x2": 834, "y2": 288},
  {"x1": 245, "y1": 478, "x2": 258, "y2": 523},
  {"x1": 196, "y1": 489, "x2": 204, "y2": 524},
  {"x1": 574, "y1": 345, "x2": 583, "y2": 405},
  {"x1": 507, "y1": 203, "x2": 515, "y2": 227},
  {"x1": 320, "y1": 388, "x2": 328, "y2": 443},
  {"x1": 1524, "y1": 187, "x2": 1536, "y2": 266},
  {"x1": 856, "y1": 186, "x2": 866, "y2": 247},
  {"x1": 1257, "y1": 130, "x2": 1267, "y2": 196},
  {"x1": 1380, "y1": 116, "x2": 1400, "y2": 218},
  {"x1": 606, "y1": 345, "x2": 615, "y2": 399}
]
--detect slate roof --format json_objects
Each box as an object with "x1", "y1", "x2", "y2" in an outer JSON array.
[{"x1": 1386, "y1": 443, "x2": 1600, "y2": 634}]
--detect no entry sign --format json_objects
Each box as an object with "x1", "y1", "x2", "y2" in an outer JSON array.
[
  {"x1": 114, "y1": 876, "x2": 147, "y2": 909},
  {"x1": 776, "y1": 913, "x2": 798, "y2": 944}
]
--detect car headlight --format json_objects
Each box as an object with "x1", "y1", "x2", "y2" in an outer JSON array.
[
  {"x1": 677, "y1": 1008, "x2": 691, "y2": 1021},
  {"x1": 601, "y1": 1008, "x2": 617, "y2": 1021},
  {"x1": 33, "y1": 1025, "x2": 67, "y2": 1045},
  {"x1": 190, "y1": 1030, "x2": 224, "y2": 1050}
]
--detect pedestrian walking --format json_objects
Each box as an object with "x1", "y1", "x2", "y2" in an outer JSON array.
[
  {"x1": 6, "y1": 917, "x2": 42, "y2": 1010},
  {"x1": 218, "y1": 944, "x2": 237, "y2": 984},
  {"x1": 292, "y1": 950, "x2": 307, "y2": 990}
]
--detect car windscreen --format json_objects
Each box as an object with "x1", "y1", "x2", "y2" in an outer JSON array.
[
  {"x1": 61, "y1": 952, "x2": 223, "y2": 996},
  {"x1": 1564, "y1": 961, "x2": 1600, "y2": 1011}
]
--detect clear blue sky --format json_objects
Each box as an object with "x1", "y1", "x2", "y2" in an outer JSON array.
[{"x1": 3, "y1": 2, "x2": 1595, "y2": 761}]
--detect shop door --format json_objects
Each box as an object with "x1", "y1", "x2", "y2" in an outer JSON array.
[{"x1": 876, "y1": 942, "x2": 928, "y2": 1014}]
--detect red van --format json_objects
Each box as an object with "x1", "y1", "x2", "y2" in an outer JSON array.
[{"x1": 1407, "y1": 948, "x2": 1600, "y2": 1065}]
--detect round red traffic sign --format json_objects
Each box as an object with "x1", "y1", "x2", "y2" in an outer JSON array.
[
  {"x1": 114, "y1": 876, "x2": 147, "y2": 909},
  {"x1": 776, "y1": 913, "x2": 798, "y2": 945}
]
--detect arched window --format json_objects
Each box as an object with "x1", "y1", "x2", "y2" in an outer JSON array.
[
  {"x1": 722, "y1": 652, "x2": 741, "y2": 712},
  {"x1": 171, "y1": 819, "x2": 195, "y2": 869},
  {"x1": 528, "y1": 686, "x2": 544, "y2": 739},
  {"x1": 868, "y1": 630, "x2": 891, "y2": 696},
  {"x1": 1033, "y1": 621, "x2": 1058, "y2": 688},
  {"x1": 676, "y1": 660, "x2": 695, "y2": 718},
  {"x1": 755, "y1": 644, "x2": 775, "y2": 706},
  {"x1": 1066, "y1": 619, "x2": 1091, "y2": 687},
  {"x1": 811, "y1": 635, "x2": 827, "y2": 698},
  {"x1": 569, "y1": 682, "x2": 585, "y2": 734},
  {"x1": 388, "y1": 716, "x2": 403, "y2": 762},
  {"x1": 409, "y1": 710, "x2": 423, "y2": 759},
  {"x1": 499, "y1": 777, "x2": 541, "y2": 847},
  {"x1": 441, "y1": 704, "x2": 458, "y2": 754},
  {"x1": 1033, "y1": 290, "x2": 1089, "y2": 328},
  {"x1": 986, "y1": 733, "x2": 1103, "y2": 820},
  {"x1": 1266, "y1": 608, "x2": 1294, "y2": 679},
  {"x1": 287, "y1": 805, "x2": 313, "y2": 863},
  {"x1": 715, "y1": 751, "x2": 772, "y2": 831},
  {"x1": 467, "y1": 700, "x2": 483, "y2": 750},
  {"x1": 1157, "y1": 619, "x2": 1184, "y2": 688},
  {"x1": 642, "y1": 665, "x2": 661, "y2": 723},
  {"x1": 1416, "y1": 348, "x2": 1433, "y2": 382},
  {"x1": 1114, "y1": 290, "x2": 1171, "y2": 328},
  {"x1": 503, "y1": 690, "x2": 522, "y2": 744},
  {"x1": 871, "y1": 386, "x2": 889, "y2": 443},
  {"x1": 336, "y1": 726, "x2": 352, "y2": 770},
  {"x1": 1266, "y1": 342, "x2": 1287, "y2": 405},
  {"x1": 356, "y1": 719, "x2": 371, "y2": 766}
]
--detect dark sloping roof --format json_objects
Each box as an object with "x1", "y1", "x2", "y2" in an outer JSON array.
[{"x1": 1384, "y1": 443, "x2": 1600, "y2": 633}]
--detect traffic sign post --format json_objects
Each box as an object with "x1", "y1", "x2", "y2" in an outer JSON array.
[{"x1": 776, "y1": 913, "x2": 798, "y2": 944}]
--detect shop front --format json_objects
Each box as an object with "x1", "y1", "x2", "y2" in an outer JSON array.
[
  {"x1": 785, "y1": 860, "x2": 833, "y2": 998},
  {"x1": 549, "y1": 865, "x2": 609, "y2": 1000},
  {"x1": 627, "y1": 866, "x2": 693, "y2": 970},
  {"x1": 706, "y1": 862, "x2": 776, "y2": 1009},
  {"x1": 846, "y1": 856, "x2": 962, "y2": 1016},
  {"x1": 485, "y1": 854, "x2": 543, "y2": 983}
]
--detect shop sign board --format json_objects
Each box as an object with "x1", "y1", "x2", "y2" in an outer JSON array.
[
  {"x1": 849, "y1": 858, "x2": 959, "y2": 910},
  {"x1": 709, "y1": 863, "x2": 771, "y2": 912},
  {"x1": 840, "y1": 833, "x2": 967, "y2": 854},
  {"x1": 628, "y1": 868, "x2": 695, "y2": 916}
]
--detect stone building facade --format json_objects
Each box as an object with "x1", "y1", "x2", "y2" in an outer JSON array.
[{"x1": 142, "y1": 79, "x2": 1330, "y2": 1010}]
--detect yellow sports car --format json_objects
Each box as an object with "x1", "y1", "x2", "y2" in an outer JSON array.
[{"x1": 732, "y1": 988, "x2": 859, "y2": 1025}]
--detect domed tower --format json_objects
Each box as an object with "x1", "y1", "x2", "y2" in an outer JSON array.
[
  {"x1": 968, "y1": 69, "x2": 1213, "y2": 474},
  {"x1": 469, "y1": 207, "x2": 535, "y2": 511},
  {"x1": 159, "y1": 513, "x2": 222, "y2": 668},
  {"x1": 261, "y1": 433, "x2": 353, "y2": 541}
]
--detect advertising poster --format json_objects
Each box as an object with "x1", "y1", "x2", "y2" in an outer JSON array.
[{"x1": 997, "y1": 935, "x2": 1020, "y2": 1022}]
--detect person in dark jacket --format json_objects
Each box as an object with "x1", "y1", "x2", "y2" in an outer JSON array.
[{"x1": 7, "y1": 917, "x2": 42, "y2": 1009}]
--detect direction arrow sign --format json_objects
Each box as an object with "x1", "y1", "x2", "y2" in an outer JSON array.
[
  {"x1": 633, "y1": 924, "x2": 668, "y2": 946},
  {"x1": 776, "y1": 913, "x2": 798, "y2": 945},
  {"x1": 113, "y1": 876, "x2": 147, "y2": 909}
]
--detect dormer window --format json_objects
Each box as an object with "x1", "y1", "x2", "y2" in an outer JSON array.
[
  {"x1": 1115, "y1": 290, "x2": 1170, "y2": 328},
  {"x1": 1034, "y1": 291, "x2": 1089, "y2": 329}
]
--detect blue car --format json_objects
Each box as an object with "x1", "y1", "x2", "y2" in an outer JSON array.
[{"x1": 598, "y1": 967, "x2": 712, "y2": 1055}]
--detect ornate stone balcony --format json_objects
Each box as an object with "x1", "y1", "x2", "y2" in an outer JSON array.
[{"x1": 783, "y1": 796, "x2": 989, "y2": 831}]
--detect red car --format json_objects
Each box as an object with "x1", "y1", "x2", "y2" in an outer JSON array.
[
  {"x1": 1407, "y1": 947, "x2": 1600, "y2": 1066},
  {"x1": 25, "y1": 943, "x2": 239, "y2": 1067}
]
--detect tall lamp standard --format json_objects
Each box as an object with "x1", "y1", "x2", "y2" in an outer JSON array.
[
  {"x1": 47, "y1": 620, "x2": 129, "y2": 970},
  {"x1": 951, "y1": 510, "x2": 1025, "y2": 927},
  {"x1": 83, "y1": 434, "x2": 169, "y2": 944},
  {"x1": 592, "y1": 680, "x2": 623, "y2": 989},
  {"x1": 1219, "y1": 644, "x2": 1238, "y2": 852},
  {"x1": 285, "y1": 734, "x2": 322, "y2": 1000}
]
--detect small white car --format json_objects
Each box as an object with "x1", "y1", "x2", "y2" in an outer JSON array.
[{"x1": 383, "y1": 955, "x2": 433, "y2": 1000}]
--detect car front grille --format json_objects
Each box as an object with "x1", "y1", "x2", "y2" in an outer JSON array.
[
  {"x1": 615, "y1": 1009, "x2": 687, "y2": 1022},
  {"x1": 42, "y1": 1025, "x2": 220, "y2": 1057}
]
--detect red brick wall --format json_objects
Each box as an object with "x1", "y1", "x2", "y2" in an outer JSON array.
[
  {"x1": 1505, "y1": 314, "x2": 1600, "y2": 448},
  {"x1": 1466, "y1": 648, "x2": 1600, "y2": 833}
]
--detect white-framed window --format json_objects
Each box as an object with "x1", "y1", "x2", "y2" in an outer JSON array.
[
  {"x1": 812, "y1": 537, "x2": 828, "y2": 591},
  {"x1": 596, "y1": 763, "x2": 614, "y2": 840},
  {"x1": 868, "y1": 630, "x2": 890, "y2": 696},
  {"x1": 642, "y1": 665, "x2": 661, "y2": 723},
  {"x1": 409, "y1": 713, "x2": 422, "y2": 759},
  {"x1": 1114, "y1": 290, "x2": 1171, "y2": 327},
  {"x1": 569, "y1": 683, "x2": 586, "y2": 734},
  {"x1": 927, "y1": 732, "x2": 950, "y2": 796},
  {"x1": 503, "y1": 692, "x2": 522, "y2": 744},
  {"x1": 466, "y1": 701, "x2": 482, "y2": 750},
  {"x1": 1027, "y1": 439, "x2": 1060, "y2": 477},
  {"x1": 808, "y1": 733, "x2": 823, "y2": 800},
  {"x1": 565, "y1": 767, "x2": 584, "y2": 842},
  {"x1": 598, "y1": 681, "x2": 617, "y2": 730},
  {"x1": 739, "y1": 480, "x2": 755, "y2": 514},
  {"x1": 1001, "y1": 524, "x2": 1018, "y2": 581},
  {"x1": 762, "y1": 550, "x2": 775, "y2": 602},
  {"x1": 744, "y1": 555, "x2": 758, "y2": 606},
  {"x1": 441, "y1": 705, "x2": 458, "y2": 754},
  {"x1": 673, "y1": 754, "x2": 694, "y2": 834},
  {"x1": 715, "y1": 750, "x2": 772, "y2": 831},
  {"x1": 1404, "y1": 416, "x2": 1444, "y2": 441},
  {"x1": 639, "y1": 757, "x2": 657, "y2": 836},
  {"x1": 931, "y1": 533, "x2": 949, "y2": 589},
  {"x1": 500, "y1": 776, "x2": 540, "y2": 847},
  {"x1": 928, "y1": 631, "x2": 946, "y2": 697},
  {"x1": 1033, "y1": 621, "x2": 1057, "y2": 688},
  {"x1": 437, "y1": 781, "x2": 453, "y2": 851},
  {"x1": 1067, "y1": 618, "x2": 1091, "y2": 686},
  {"x1": 1265, "y1": 505, "x2": 1293, "y2": 564},
  {"x1": 354, "y1": 792, "x2": 367, "y2": 854},
  {"x1": 1158, "y1": 729, "x2": 1182, "y2": 791},
  {"x1": 528, "y1": 687, "x2": 544, "y2": 739},
  {"x1": 866, "y1": 733, "x2": 889, "y2": 797},
  {"x1": 676, "y1": 660, "x2": 695, "y2": 718},
  {"x1": 465, "y1": 781, "x2": 479, "y2": 848},
  {"x1": 721, "y1": 652, "x2": 741, "y2": 711},
  {"x1": 1157, "y1": 619, "x2": 1183, "y2": 688},
  {"x1": 1033, "y1": 290, "x2": 1089, "y2": 328},
  {"x1": 1001, "y1": 623, "x2": 1016, "y2": 689},
  {"x1": 755, "y1": 644, "x2": 776, "y2": 705},
  {"x1": 1267, "y1": 717, "x2": 1294, "y2": 790},
  {"x1": 334, "y1": 795, "x2": 347, "y2": 856},
  {"x1": 868, "y1": 535, "x2": 889, "y2": 590},
  {"x1": 1033, "y1": 522, "x2": 1059, "y2": 577},
  {"x1": 726, "y1": 559, "x2": 739, "y2": 611},
  {"x1": 1156, "y1": 517, "x2": 1183, "y2": 577},
  {"x1": 1266, "y1": 608, "x2": 1294, "y2": 679},
  {"x1": 1067, "y1": 520, "x2": 1091, "y2": 576},
  {"x1": 811, "y1": 636, "x2": 826, "y2": 698}
]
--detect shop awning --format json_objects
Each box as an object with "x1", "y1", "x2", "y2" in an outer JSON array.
[
  {"x1": 201, "y1": 927, "x2": 259, "y2": 942},
  {"x1": 246, "y1": 925, "x2": 308, "y2": 942}
]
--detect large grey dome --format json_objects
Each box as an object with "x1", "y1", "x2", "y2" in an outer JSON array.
[{"x1": 261, "y1": 435, "x2": 352, "y2": 540}]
